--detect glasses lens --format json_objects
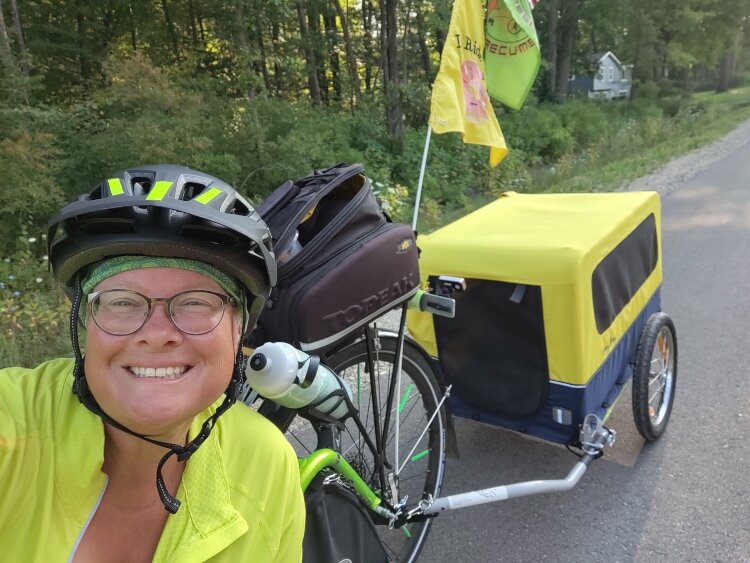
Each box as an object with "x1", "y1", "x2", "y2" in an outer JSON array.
[
  {"x1": 91, "y1": 290, "x2": 149, "y2": 335},
  {"x1": 169, "y1": 291, "x2": 227, "y2": 335}
]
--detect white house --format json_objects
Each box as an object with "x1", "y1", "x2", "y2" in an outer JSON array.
[{"x1": 569, "y1": 51, "x2": 632, "y2": 100}]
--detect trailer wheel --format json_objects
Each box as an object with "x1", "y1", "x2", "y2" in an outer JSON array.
[{"x1": 632, "y1": 312, "x2": 677, "y2": 441}]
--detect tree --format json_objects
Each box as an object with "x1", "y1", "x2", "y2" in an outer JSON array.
[
  {"x1": 554, "y1": 0, "x2": 579, "y2": 101},
  {"x1": 383, "y1": 0, "x2": 404, "y2": 152}
]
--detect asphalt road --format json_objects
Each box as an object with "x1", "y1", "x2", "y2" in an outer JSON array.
[{"x1": 418, "y1": 141, "x2": 750, "y2": 562}]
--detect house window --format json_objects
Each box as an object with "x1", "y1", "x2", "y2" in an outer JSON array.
[{"x1": 608, "y1": 67, "x2": 614, "y2": 81}]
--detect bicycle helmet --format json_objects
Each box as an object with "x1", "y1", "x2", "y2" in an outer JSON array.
[
  {"x1": 46, "y1": 164, "x2": 277, "y2": 514},
  {"x1": 48, "y1": 163, "x2": 276, "y2": 332}
]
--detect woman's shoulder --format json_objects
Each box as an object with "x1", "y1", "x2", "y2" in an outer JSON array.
[
  {"x1": 218, "y1": 402, "x2": 292, "y2": 452},
  {"x1": 0, "y1": 358, "x2": 75, "y2": 406},
  {"x1": 0, "y1": 358, "x2": 76, "y2": 436}
]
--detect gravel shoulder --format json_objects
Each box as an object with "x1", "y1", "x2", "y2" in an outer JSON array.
[{"x1": 620, "y1": 119, "x2": 750, "y2": 196}]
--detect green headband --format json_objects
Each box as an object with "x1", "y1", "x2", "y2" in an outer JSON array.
[{"x1": 82, "y1": 256, "x2": 243, "y2": 304}]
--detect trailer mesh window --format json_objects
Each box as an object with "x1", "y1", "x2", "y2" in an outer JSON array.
[
  {"x1": 433, "y1": 278, "x2": 548, "y2": 418},
  {"x1": 592, "y1": 213, "x2": 658, "y2": 333}
]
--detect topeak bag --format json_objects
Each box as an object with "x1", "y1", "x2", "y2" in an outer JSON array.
[
  {"x1": 302, "y1": 473, "x2": 390, "y2": 563},
  {"x1": 254, "y1": 163, "x2": 419, "y2": 352}
]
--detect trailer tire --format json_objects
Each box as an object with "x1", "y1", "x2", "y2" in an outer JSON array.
[{"x1": 632, "y1": 312, "x2": 677, "y2": 441}]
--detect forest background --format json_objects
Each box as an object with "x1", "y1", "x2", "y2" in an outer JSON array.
[{"x1": 1, "y1": 0, "x2": 750, "y2": 364}]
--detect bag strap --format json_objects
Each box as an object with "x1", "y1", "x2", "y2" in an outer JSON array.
[
  {"x1": 260, "y1": 163, "x2": 366, "y2": 257},
  {"x1": 257, "y1": 180, "x2": 296, "y2": 219}
]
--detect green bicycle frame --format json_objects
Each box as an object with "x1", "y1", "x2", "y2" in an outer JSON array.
[{"x1": 298, "y1": 448, "x2": 385, "y2": 513}]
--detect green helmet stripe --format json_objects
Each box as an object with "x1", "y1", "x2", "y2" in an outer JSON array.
[
  {"x1": 195, "y1": 187, "x2": 222, "y2": 204},
  {"x1": 107, "y1": 178, "x2": 124, "y2": 196},
  {"x1": 145, "y1": 180, "x2": 173, "y2": 201}
]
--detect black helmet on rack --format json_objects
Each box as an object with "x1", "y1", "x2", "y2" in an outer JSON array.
[
  {"x1": 46, "y1": 164, "x2": 277, "y2": 514},
  {"x1": 47, "y1": 163, "x2": 276, "y2": 332}
]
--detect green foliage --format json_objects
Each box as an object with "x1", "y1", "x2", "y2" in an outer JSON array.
[
  {"x1": 502, "y1": 105, "x2": 574, "y2": 163},
  {"x1": 1, "y1": 0, "x2": 749, "y2": 368},
  {"x1": 0, "y1": 231, "x2": 70, "y2": 367},
  {"x1": 0, "y1": 108, "x2": 65, "y2": 254}
]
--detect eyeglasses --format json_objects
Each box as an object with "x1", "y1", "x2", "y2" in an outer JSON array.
[{"x1": 87, "y1": 289, "x2": 237, "y2": 336}]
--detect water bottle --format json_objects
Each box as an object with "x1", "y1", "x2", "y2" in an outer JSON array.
[
  {"x1": 246, "y1": 342, "x2": 353, "y2": 420},
  {"x1": 277, "y1": 230, "x2": 303, "y2": 265}
]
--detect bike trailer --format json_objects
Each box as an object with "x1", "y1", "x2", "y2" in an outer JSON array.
[{"x1": 408, "y1": 191, "x2": 663, "y2": 444}]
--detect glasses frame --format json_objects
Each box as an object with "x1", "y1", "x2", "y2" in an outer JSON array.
[{"x1": 87, "y1": 289, "x2": 237, "y2": 336}]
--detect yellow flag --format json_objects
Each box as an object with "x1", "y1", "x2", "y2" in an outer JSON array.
[{"x1": 429, "y1": 0, "x2": 508, "y2": 167}]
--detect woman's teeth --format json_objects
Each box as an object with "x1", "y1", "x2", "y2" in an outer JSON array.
[{"x1": 129, "y1": 366, "x2": 187, "y2": 379}]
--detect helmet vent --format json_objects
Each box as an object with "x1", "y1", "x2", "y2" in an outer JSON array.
[
  {"x1": 130, "y1": 176, "x2": 152, "y2": 196},
  {"x1": 182, "y1": 182, "x2": 205, "y2": 200},
  {"x1": 180, "y1": 224, "x2": 241, "y2": 247},
  {"x1": 88, "y1": 185, "x2": 105, "y2": 200},
  {"x1": 77, "y1": 218, "x2": 136, "y2": 235},
  {"x1": 225, "y1": 200, "x2": 250, "y2": 216}
]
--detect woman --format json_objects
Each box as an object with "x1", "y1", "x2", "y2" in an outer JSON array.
[{"x1": 0, "y1": 165, "x2": 305, "y2": 561}]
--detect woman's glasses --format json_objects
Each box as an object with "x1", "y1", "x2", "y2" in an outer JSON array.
[{"x1": 87, "y1": 289, "x2": 236, "y2": 336}]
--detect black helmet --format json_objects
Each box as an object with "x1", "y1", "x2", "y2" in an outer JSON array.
[{"x1": 47, "y1": 164, "x2": 276, "y2": 332}]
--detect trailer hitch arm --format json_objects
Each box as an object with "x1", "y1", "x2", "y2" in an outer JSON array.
[{"x1": 418, "y1": 415, "x2": 615, "y2": 516}]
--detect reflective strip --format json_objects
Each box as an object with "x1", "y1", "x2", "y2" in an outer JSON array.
[
  {"x1": 195, "y1": 187, "x2": 222, "y2": 204},
  {"x1": 107, "y1": 178, "x2": 124, "y2": 196},
  {"x1": 145, "y1": 180, "x2": 173, "y2": 201}
]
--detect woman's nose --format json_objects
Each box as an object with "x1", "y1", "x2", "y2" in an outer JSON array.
[{"x1": 137, "y1": 301, "x2": 183, "y2": 344}]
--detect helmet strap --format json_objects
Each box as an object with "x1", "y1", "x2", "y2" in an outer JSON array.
[{"x1": 67, "y1": 275, "x2": 246, "y2": 514}]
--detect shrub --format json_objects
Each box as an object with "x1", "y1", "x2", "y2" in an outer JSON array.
[{"x1": 0, "y1": 232, "x2": 70, "y2": 367}]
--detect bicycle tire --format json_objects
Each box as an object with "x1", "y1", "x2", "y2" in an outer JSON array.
[
  {"x1": 280, "y1": 333, "x2": 447, "y2": 563},
  {"x1": 632, "y1": 312, "x2": 677, "y2": 441}
]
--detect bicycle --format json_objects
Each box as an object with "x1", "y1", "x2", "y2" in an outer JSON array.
[{"x1": 249, "y1": 292, "x2": 450, "y2": 562}]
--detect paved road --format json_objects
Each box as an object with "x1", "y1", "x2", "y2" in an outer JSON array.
[{"x1": 418, "y1": 141, "x2": 750, "y2": 562}]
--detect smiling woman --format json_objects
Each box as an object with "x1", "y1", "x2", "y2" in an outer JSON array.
[{"x1": 0, "y1": 165, "x2": 305, "y2": 562}]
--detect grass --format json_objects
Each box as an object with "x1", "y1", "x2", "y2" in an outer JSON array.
[
  {"x1": 420, "y1": 86, "x2": 750, "y2": 232},
  {"x1": 535, "y1": 86, "x2": 750, "y2": 194}
]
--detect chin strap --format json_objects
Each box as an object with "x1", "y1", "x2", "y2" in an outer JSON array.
[{"x1": 69, "y1": 275, "x2": 245, "y2": 514}]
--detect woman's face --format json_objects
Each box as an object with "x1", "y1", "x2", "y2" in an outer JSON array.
[{"x1": 84, "y1": 267, "x2": 241, "y2": 438}]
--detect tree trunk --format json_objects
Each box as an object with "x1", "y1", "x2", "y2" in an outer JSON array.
[
  {"x1": 256, "y1": 30, "x2": 272, "y2": 94},
  {"x1": 8, "y1": 0, "x2": 28, "y2": 77},
  {"x1": 383, "y1": 0, "x2": 404, "y2": 153},
  {"x1": 331, "y1": 0, "x2": 360, "y2": 103},
  {"x1": 415, "y1": 9, "x2": 432, "y2": 81},
  {"x1": 323, "y1": 7, "x2": 342, "y2": 101},
  {"x1": 296, "y1": 1, "x2": 322, "y2": 103},
  {"x1": 630, "y1": 1, "x2": 644, "y2": 97},
  {"x1": 187, "y1": 0, "x2": 200, "y2": 48},
  {"x1": 197, "y1": 8, "x2": 206, "y2": 44},
  {"x1": 234, "y1": 1, "x2": 259, "y2": 99},
  {"x1": 272, "y1": 22, "x2": 283, "y2": 95},
  {"x1": 160, "y1": 0, "x2": 180, "y2": 62},
  {"x1": 127, "y1": 3, "x2": 138, "y2": 51},
  {"x1": 0, "y1": 0, "x2": 14, "y2": 67},
  {"x1": 554, "y1": 0, "x2": 579, "y2": 101},
  {"x1": 362, "y1": 0, "x2": 374, "y2": 93},
  {"x1": 545, "y1": 0, "x2": 559, "y2": 99},
  {"x1": 716, "y1": 50, "x2": 731, "y2": 93},
  {"x1": 401, "y1": 0, "x2": 412, "y2": 82},
  {"x1": 307, "y1": 3, "x2": 328, "y2": 103},
  {"x1": 76, "y1": 12, "x2": 91, "y2": 81}
]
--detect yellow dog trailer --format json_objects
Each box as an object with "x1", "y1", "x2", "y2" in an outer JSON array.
[{"x1": 408, "y1": 191, "x2": 671, "y2": 444}]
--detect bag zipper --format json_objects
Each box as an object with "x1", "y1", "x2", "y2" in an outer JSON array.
[{"x1": 279, "y1": 179, "x2": 373, "y2": 282}]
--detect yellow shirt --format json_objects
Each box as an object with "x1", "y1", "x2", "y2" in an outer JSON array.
[{"x1": 0, "y1": 358, "x2": 305, "y2": 562}]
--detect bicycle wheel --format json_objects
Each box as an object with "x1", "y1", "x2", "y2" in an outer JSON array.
[
  {"x1": 632, "y1": 312, "x2": 677, "y2": 441},
  {"x1": 281, "y1": 333, "x2": 447, "y2": 563}
]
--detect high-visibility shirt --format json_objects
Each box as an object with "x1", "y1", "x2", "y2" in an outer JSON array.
[{"x1": 0, "y1": 358, "x2": 305, "y2": 562}]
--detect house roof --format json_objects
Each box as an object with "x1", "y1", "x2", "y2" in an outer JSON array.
[{"x1": 592, "y1": 51, "x2": 623, "y2": 68}]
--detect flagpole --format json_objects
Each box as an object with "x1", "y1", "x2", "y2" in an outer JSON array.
[{"x1": 411, "y1": 126, "x2": 433, "y2": 232}]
